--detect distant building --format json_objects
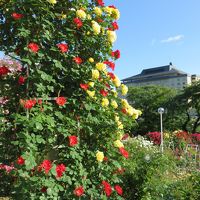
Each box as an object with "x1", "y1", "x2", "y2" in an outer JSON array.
[{"x1": 122, "y1": 63, "x2": 200, "y2": 90}]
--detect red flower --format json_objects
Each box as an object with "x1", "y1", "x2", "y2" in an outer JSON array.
[
  {"x1": 28, "y1": 42, "x2": 39, "y2": 53},
  {"x1": 80, "y1": 83, "x2": 89, "y2": 91},
  {"x1": 103, "y1": 156, "x2": 108, "y2": 162},
  {"x1": 74, "y1": 186, "x2": 84, "y2": 197},
  {"x1": 73, "y1": 57, "x2": 83, "y2": 64},
  {"x1": 12, "y1": 13, "x2": 23, "y2": 20},
  {"x1": 100, "y1": 89, "x2": 108, "y2": 97},
  {"x1": 121, "y1": 108, "x2": 127, "y2": 114},
  {"x1": 105, "y1": 83, "x2": 110, "y2": 89},
  {"x1": 122, "y1": 134, "x2": 129, "y2": 140},
  {"x1": 147, "y1": 132, "x2": 161, "y2": 145},
  {"x1": 0, "y1": 66, "x2": 9, "y2": 76},
  {"x1": 24, "y1": 99, "x2": 37, "y2": 109},
  {"x1": 69, "y1": 136, "x2": 78, "y2": 146},
  {"x1": 56, "y1": 164, "x2": 66, "y2": 178},
  {"x1": 119, "y1": 147, "x2": 129, "y2": 158},
  {"x1": 114, "y1": 185, "x2": 123, "y2": 196},
  {"x1": 107, "y1": 72, "x2": 115, "y2": 80},
  {"x1": 104, "y1": 61, "x2": 115, "y2": 71},
  {"x1": 40, "y1": 160, "x2": 52, "y2": 174},
  {"x1": 41, "y1": 187, "x2": 47, "y2": 193},
  {"x1": 56, "y1": 97, "x2": 66, "y2": 106},
  {"x1": 17, "y1": 156, "x2": 25, "y2": 165},
  {"x1": 102, "y1": 181, "x2": 112, "y2": 197},
  {"x1": 73, "y1": 18, "x2": 83, "y2": 28},
  {"x1": 111, "y1": 50, "x2": 120, "y2": 59},
  {"x1": 37, "y1": 99, "x2": 42, "y2": 105},
  {"x1": 111, "y1": 21, "x2": 119, "y2": 30},
  {"x1": 97, "y1": 0, "x2": 104, "y2": 6},
  {"x1": 57, "y1": 43, "x2": 68, "y2": 53},
  {"x1": 109, "y1": 5, "x2": 116, "y2": 9},
  {"x1": 97, "y1": 18, "x2": 104, "y2": 23},
  {"x1": 18, "y1": 76, "x2": 26, "y2": 85},
  {"x1": 114, "y1": 168, "x2": 125, "y2": 174}
]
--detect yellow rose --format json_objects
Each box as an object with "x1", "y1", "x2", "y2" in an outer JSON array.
[
  {"x1": 94, "y1": 7, "x2": 102, "y2": 16},
  {"x1": 114, "y1": 140, "x2": 124, "y2": 148},
  {"x1": 132, "y1": 109, "x2": 142, "y2": 120},
  {"x1": 92, "y1": 69, "x2": 100, "y2": 79},
  {"x1": 111, "y1": 90, "x2": 118, "y2": 97},
  {"x1": 88, "y1": 82, "x2": 94, "y2": 87},
  {"x1": 96, "y1": 62, "x2": 106, "y2": 71},
  {"x1": 121, "y1": 84, "x2": 128, "y2": 96},
  {"x1": 102, "y1": 98, "x2": 109, "y2": 107},
  {"x1": 104, "y1": 7, "x2": 112, "y2": 15},
  {"x1": 87, "y1": 90, "x2": 95, "y2": 98},
  {"x1": 87, "y1": 14, "x2": 92, "y2": 20},
  {"x1": 47, "y1": 0, "x2": 57, "y2": 4},
  {"x1": 88, "y1": 57, "x2": 94, "y2": 63},
  {"x1": 96, "y1": 151, "x2": 104, "y2": 162},
  {"x1": 111, "y1": 100, "x2": 118, "y2": 109},
  {"x1": 92, "y1": 21, "x2": 101, "y2": 35},
  {"x1": 107, "y1": 30, "x2": 117, "y2": 43},
  {"x1": 117, "y1": 121, "x2": 124, "y2": 130},
  {"x1": 113, "y1": 76, "x2": 121, "y2": 87},
  {"x1": 115, "y1": 115, "x2": 120, "y2": 122},
  {"x1": 76, "y1": 9, "x2": 87, "y2": 19},
  {"x1": 112, "y1": 8, "x2": 120, "y2": 20},
  {"x1": 121, "y1": 99, "x2": 129, "y2": 108},
  {"x1": 127, "y1": 106, "x2": 134, "y2": 116}
]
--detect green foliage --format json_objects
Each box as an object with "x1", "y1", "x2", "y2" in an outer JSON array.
[{"x1": 127, "y1": 85, "x2": 178, "y2": 134}]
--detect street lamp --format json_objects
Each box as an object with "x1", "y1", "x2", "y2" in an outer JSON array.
[{"x1": 158, "y1": 107, "x2": 165, "y2": 153}]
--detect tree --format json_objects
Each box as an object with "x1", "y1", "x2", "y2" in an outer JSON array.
[
  {"x1": 168, "y1": 81, "x2": 200, "y2": 133},
  {"x1": 0, "y1": 1, "x2": 139, "y2": 199},
  {"x1": 127, "y1": 85, "x2": 178, "y2": 135}
]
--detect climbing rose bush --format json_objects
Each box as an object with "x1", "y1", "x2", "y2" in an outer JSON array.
[{"x1": 0, "y1": 0, "x2": 141, "y2": 199}]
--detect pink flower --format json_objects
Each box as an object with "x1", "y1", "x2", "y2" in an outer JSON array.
[
  {"x1": 74, "y1": 186, "x2": 84, "y2": 197},
  {"x1": 28, "y1": 43, "x2": 39, "y2": 53},
  {"x1": 57, "y1": 43, "x2": 68, "y2": 53},
  {"x1": 56, "y1": 164, "x2": 66, "y2": 178},
  {"x1": 69, "y1": 136, "x2": 78, "y2": 146}
]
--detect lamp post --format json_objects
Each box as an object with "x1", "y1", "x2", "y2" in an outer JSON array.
[{"x1": 158, "y1": 107, "x2": 165, "y2": 153}]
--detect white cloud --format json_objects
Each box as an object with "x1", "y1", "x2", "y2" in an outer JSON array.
[{"x1": 161, "y1": 34, "x2": 184, "y2": 43}]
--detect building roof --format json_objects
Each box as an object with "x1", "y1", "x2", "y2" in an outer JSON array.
[{"x1": 122, "y1": 63, "x2": 189, "y2": 83}]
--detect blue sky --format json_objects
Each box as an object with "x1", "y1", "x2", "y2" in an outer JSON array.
[
  {"x1": 105, "y1": 0, "x2": 200, "y2": 79},
  {"x1": 1, "y1": 1, "x2": 200, "y2": 79}
]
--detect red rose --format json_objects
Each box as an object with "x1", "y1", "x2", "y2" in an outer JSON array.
[
  {"x1": 17, "y1": 156, "x2": 25, "y2": 165},
  {"x1": 41, "y1": 187, "x2": 47, "y2": 193},
  {"x1": 69, "y1": 136, "x2": 78, "y2": 146},
  {"x1": 74, "y1": 186, "x2": 84, "y2": 197},
  {"x1": 121, "y1": 108, "x2": 127, "y2": 114},
  {"x1": 37, "y1": 99, "x2": 42, "y2": 105},
  {"x1": 80, "y1": 83, "x2": 89, "y2": 91},
  {"x1": 107, "y1": 72, "x2": 115, "y2": 80},
  {"x1": 100, "y1": 89, "x2": 108, "y2": 97},
  {"x1": 56, "y1": 164, "x2": 66, "y2": 178},
  {"x1": 56, "y1": 97, "x2": 66, "y2": 106},
  {"x1": 104, "y1": 61, "x2": 115, "y2": 71},
  {"x1": 105, "y1": 83, "x2": 110, "y2": 89},
  {"x1": 0, "y1": 66, "x2": 9, "y2": 76},
  {"x1": 28, "y1": 42, "x2": 39, "y2": 53},
  {"x1": 109, "y1": 5, "x2": 116, "y2": 9},
  {"x1": 18, "y1": 76, "x2": 26, "y2": 85},
  {"x1": 102, "y1": 181, "x2": 112, "y2": 197},
  {"x1": 122, "y1": 134, "x2": 129, "y2": 140},
  {"x1": 57, "y1": 43, "x2": 68, "y2": 53},
  {"x1": 103, "y1": 156, "x2": 108, "y2": 162},
  {"x1": 12, "y1": 13, "x2": 23, "y2": 20},
  {"x1": 97, "y1": 0, "x2": 104, "y2": 6},
  {"x1": 73, "y1": 57, "x2": 83, "y2": 65},
  {"x1": 73, "y1": 18, "x2": 83, "y2": 28},
  {"x1": 111, "y1": 50, "x2": 120, "y2": 59},
  {"x1": 24, "y1": 99, "x2": 37, "y2": 109},
  {"x1": 97, "y1": 18, "x2": 104, "y2": 23},
  {"x1": 111, "y1": 21, "x2": 119, "y2": 30},
  {"x1": 40, "y1": 160, "x2": 52, "y2": 174},
  {"x1": 114, "y1": 185, "x2": 123, "y2": 196},
  {"x1": 119, "y1": 147, "x2": 129, "y2": 158}
]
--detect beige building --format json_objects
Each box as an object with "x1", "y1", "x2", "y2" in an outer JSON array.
[{"x1": 122, "y1": 63, "x2": 200, "y2": 90}]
